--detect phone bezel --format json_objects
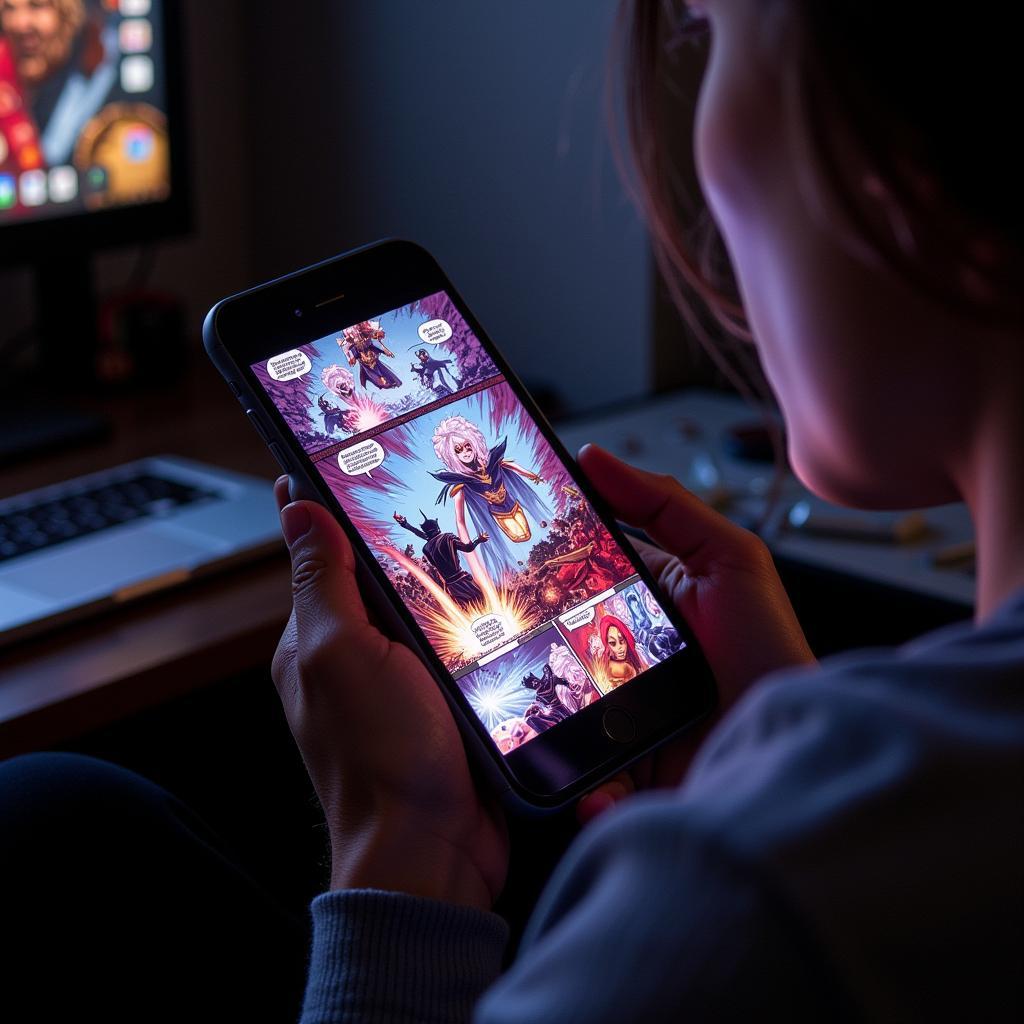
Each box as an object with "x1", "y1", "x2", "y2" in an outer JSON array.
[{"x1": 205, "y1": 239, "x2": 717, "y2": 807}]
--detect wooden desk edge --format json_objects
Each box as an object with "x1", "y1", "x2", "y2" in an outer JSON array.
[{"x1": 0, "y1": 558, "x2": 293, "y2": 757}]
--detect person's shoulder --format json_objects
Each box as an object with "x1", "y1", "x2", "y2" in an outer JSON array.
[{"x1": 686, "y1": 603, "x2": 1024, "y2": 845}]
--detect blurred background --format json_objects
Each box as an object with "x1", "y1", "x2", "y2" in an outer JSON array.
[{"x1": 1, "y1": 0, "x2": 712, "y2": 417}]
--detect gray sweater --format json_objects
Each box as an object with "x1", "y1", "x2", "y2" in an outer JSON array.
[{"x1": 301, "y1": 590, "x2": 1024, "y2": 1022}]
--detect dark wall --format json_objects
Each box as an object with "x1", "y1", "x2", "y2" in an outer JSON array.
[
  {"x1": 2, "y1": 1, "x2": 657, "y2": 413},
  {"x1": 239, "y1": 1, "x2": 652, "y2": 412}
]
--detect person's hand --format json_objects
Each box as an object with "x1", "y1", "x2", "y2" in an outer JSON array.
[
  {"x1": 574, "y1": 445, "x2": 816, "y2": 822},
  {"x1": 271, "y1": 478, "x2": 508, "y2": 911}
]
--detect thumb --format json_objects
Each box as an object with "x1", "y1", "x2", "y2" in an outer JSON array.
[
  {"x1": 280, "y1": 500, "x2": 370, "y2": 647},
  {"x1": 577, "y1": 443, "x2": 753, "y2": 568}
]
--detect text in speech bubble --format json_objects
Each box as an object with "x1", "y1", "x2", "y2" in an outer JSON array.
[
  {"x1": 560, "y1": 606, "x2": 596, "y2": 631},
  {"x1": 417, "y1": 319, "x2": 453, "y2": 346},
  {"x1": 338, "y1": 439, "x2": 385, "y2": 479},
  {"x1": 266, "y1": 349, "x2": 312, "y2": 382},
  {"x1": 470, "y1": 612, "x2": 511, "y2": 652}
]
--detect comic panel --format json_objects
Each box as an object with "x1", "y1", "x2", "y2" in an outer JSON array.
[
  {"x1": 250, "y1": 290, "x2": 500, "y2": 456},
  {"x1": 457, "y1": 625, "x2": 600, "y2": 754},
  {"x1": 556, "y1": 579, "x2": 686, "y2": 693},
  {"x1": 315, "y1": 379, "x2": 636, "y2": 673}
]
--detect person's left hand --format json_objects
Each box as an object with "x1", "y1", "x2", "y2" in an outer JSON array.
[{"x1": 270, "y1": 478, "x2": 508, "y2": 911}]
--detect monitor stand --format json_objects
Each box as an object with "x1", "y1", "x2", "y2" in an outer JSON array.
[{"x1": 0, "y1": 253, "x2": 110, "y2": 467}]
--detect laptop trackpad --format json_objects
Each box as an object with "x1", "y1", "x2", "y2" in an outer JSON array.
[{"x1": 3, "y1": 529, "x2": 214, "y2": 601}]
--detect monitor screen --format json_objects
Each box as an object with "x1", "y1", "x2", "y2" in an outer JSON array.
[{"x1": 0, "y1": 0, "x2": 171, "y2": 225}]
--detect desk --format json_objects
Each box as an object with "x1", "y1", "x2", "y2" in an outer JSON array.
[
  {"x1": 555, "y1": 390, "x2": 976, "y2": 608},
  {"x1": 0, "y1": 362, "x2": 292, "y2": 757}
]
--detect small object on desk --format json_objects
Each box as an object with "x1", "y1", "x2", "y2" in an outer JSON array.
[
  {"x1": 688, "y1": 451, "x2": 733, "y2": 511},
  {"x1": 929, "y1": 539, "x2": 976, "y2": 571},
  {"x1": 622, "y1": 434, "x2": 645, "y2": 456},
  {"x1": 722, "y1": 421, "x2": 781, "y2": 464},
  {"x1": 672, "y1": 416, "x2": 703, "y2": 440},
  {"x1": 786, "y1": 501, "x2": 930, "y2": 544}
]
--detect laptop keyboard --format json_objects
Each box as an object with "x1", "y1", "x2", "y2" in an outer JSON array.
[{"x1": 0, "y1": 473, "x2": 218, "y2": 563}]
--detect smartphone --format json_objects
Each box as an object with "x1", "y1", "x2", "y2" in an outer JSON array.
[{"x1": 204, "y1": 239, "x2": 716, "y2": 809}]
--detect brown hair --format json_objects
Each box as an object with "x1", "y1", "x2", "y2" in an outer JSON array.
[{"x1": 617, "y1": 0, "x2": 1024, "y2": 343}]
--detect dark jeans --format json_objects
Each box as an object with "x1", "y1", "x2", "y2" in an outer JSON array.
[{"x1": 1, "y1": 752, "x2": 309, "y2": 1021}]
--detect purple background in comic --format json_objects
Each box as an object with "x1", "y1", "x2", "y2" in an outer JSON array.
[
  {"x1": 457, "y1": 625, "x2": 599, "y2": 753},
  {"x1": 250, "y1": 341, "x2": 324, "y2": 451},
  {"x1": 249, "y1": 291, "x2": 498, "y2": 457}
]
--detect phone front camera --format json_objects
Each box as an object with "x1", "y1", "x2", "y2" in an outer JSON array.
[{"x1": 294, "y1": 308, "x2": 303, "y2": 318}]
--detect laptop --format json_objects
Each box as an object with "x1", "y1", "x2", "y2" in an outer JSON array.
[{"x1": 0, "y1": 456, "x2": 283, "y2": 646}]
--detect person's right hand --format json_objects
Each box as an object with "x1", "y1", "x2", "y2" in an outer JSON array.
[{"x1": 575, "y1": 444, "x2": 816, "y2": 820}]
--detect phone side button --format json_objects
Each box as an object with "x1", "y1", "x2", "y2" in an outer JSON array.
[
  {"x1": 245, "y1": 409, "x2": 271, "y2": 443},
  {"x1": 268, "y1": 442, "x2": 292, "y2": 474},
  {"x1": 601, "y1": 707, "x2": 637, "y2": 744}
]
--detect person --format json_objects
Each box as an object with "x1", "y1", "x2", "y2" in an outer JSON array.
[
  {"x1": 3, "y1": 1, "x2": 1022, "y2": 1020},
  {"x1": 411, "y1": 346, "x2": 460, "y2": 398},
  {"x1": 276, "y1": 2, "x2": 1023, "y2": 1019},
  {"x1": 338, "y1": 320, "x2": 403, "y2": 391},
  {"x1": 596, "y1": 614, "x2": 646, "y2": 687},
  {"x1": 430, "y1": 414, "x2": 549, "y2": 578},
  {"x1": 0, "y1": 0, "x2": 120, "y2": 167},
  {"x1": 393, "y1": 509, "x2": 490, "y2": 609}
]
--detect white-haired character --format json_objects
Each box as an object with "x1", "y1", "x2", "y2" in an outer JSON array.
[
  {"x1": 548, "y1": 642, "x2": 599, "y2": 713},
  {"x1": 429, "y1": 414, "x2": 551, "y2": 580}
]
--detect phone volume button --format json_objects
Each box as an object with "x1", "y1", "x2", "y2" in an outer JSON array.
[
  {"x1": 245, "y1": 409, "x2": 271, "y2": 443},
  {"x1": 268, "y1": 442, "x2": 292, "y2": 473}
]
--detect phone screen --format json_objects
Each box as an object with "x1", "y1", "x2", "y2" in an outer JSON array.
[{"x1": 250, "y1": 291, "x2": 687, "y2": 756}]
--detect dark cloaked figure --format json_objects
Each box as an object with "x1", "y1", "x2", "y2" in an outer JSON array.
[
  {"x1": 394, "y1": 511, "x2": 489, "y2": 609},
  {"x1": 410, "y1": 349, "x2": 459, "y2": 398},
  {"x1": 521, "y1": 664, "x2": 572, "y2": 734}
]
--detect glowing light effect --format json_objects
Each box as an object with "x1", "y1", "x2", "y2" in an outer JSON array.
[
  {"x1": 461, "y1": 667, "x2": 533, "y2": 731},
  {"x1": 349, "y1": 393, "x2": 390, "y2": 433},
  {"x1": 380, "y1": 540, "x2": 540, "y2": 670},
  {"x1": 421, "y1": 586, "x2": 539, "y2": 671}
]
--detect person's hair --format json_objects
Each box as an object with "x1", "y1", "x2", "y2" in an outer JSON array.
[
  {"x1": 548, "y1": 642, "x2": 588, "y2": 687},
  {"x1": 321, "y1": 364, "x2": 354, "y2": 396},
  {"x1": 432, "y1": 415, "x2": 489, "y2": 472},
  {"x1": 618, "y1": 0, "x2": 1024, "y2": 344},
  {"x1": 599, "y1": 615, "x2": 645, "y2": 672}
]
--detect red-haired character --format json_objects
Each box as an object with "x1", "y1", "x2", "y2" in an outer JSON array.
[{"x1": 598, "y1": 614, "x2": 645, "y2": 688}]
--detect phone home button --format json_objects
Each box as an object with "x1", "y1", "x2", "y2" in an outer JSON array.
[{"x1": 601, "y1": 707, "x2": 636, "y2": 744}]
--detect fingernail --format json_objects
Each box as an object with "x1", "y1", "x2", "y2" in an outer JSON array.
[
  {"x1": 281, "y1": 502, "x2": 312, "y2": 547},
  {"x1": 274, "y1": 476, "x2": 290, "y2": 512}
]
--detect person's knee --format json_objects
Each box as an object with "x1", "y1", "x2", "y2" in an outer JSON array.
[{"x1": 0, "y1": 752, "x2": 171, "y2": 851}]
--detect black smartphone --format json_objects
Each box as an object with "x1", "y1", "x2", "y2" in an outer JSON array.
[{"x1": 204, "y1": 239, "x2": 716, "y2": 809}]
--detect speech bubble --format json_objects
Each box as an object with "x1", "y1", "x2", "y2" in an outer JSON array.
[
  {"x1": 417, "y1": 318, "x2": 453, "y2": 345},
  {"x1": 470, "y1": 612, "x2": 510, "y2": 651},
  {"x1": 266, "y1": 349, "x2": 312, "y2": 382},
  {"x1": 337, "y1": 439, "x2": 385, "y2": 479},
  {"x1": 560, "y1": 606, "x2": 596, "y2": 631}
]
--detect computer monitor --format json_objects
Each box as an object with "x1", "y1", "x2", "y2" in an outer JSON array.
[
  {"x1": 0, "y1": 0, "x2": 188, "y2": 247},
  {"x1": 0, "y1": 0, "x2": 189, "y2": 458}
]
